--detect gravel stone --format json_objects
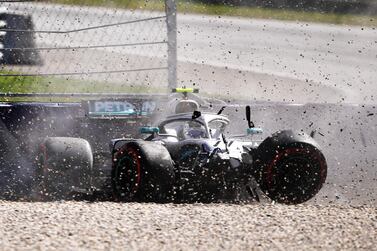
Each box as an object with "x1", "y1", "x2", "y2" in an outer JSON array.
[{"x1": 0, "y1": 201, "x2": 376, "y2": 250}]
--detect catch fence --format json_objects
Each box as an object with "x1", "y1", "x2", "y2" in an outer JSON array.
[{"x1": 0, "y1": 0, "x2": 177, "y2": 97}]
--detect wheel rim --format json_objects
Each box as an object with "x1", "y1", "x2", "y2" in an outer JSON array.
[{"x1": 114, "y1": 147, "x2": 141, "y2": 199}]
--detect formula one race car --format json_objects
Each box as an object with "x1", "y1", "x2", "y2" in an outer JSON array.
[{"x1": 32, "y1": 89, "x2": 327, "y2": 204}]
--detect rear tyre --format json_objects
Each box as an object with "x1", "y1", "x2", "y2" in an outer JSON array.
[
  {"x1": 253, "y1": 130, "x2": 327, "y2": 204},
  {"x1": 112, "y1": 141, "x2": 175, "y2": 202},
  {"x1": 35, "y1": 137, "x2": 93, "y2": 200},
  {"x1": 0, "y1": 122, "x2": 32, "y2": 200}
]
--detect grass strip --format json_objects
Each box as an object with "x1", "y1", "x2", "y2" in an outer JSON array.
[{"x1": 0, "y1": 71, "x2": 166, "y2": 102}]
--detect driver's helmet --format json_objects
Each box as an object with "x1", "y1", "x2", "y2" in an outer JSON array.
[{"x1": 184, "y1": 121, "x2": 206, "y2": 139}]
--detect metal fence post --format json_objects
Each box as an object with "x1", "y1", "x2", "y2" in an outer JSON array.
[{"x1": 165, "y1": 0, "x2": 177, "y2": 89}]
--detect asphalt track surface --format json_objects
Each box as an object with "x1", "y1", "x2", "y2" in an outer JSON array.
[{"x1": 0, "y1": 2, "x2": 377, "y2": 250}]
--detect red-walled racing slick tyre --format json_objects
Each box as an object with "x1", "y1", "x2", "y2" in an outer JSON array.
[
  {"x1": 112, "y1": 141, "x2": 175, "y2": 202},
  {"x1": 253, "y1": 130, "x2": 327, "y2": 204}
]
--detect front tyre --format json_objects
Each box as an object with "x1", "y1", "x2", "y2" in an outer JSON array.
[
  {"x1": 112, "y1": 141, "x2": 175, "y2": 202},
  {"x1": 253, "y1": 130, "x2": 327, "y2": 204}
]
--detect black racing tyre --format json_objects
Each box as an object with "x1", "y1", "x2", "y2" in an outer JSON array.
[
  {"x1": 112, "y1": 141, "x2": 175, "y2": 202},
  {"x1": 0, "y1": 122, "x2": 32, "y2": 200},
  {"x1": 253, "y1": 130, "x2": 327, "y2": 204},
  {"x1": 35, "y1": 137, "x2": 93, "y2": 200}
]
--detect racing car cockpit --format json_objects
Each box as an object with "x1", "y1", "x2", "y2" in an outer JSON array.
[
  {"x1": 160, "y1": 119, "x2": 208, "y2": 140},
  {"x1": 155, "y1": 113, "x2": 229, "y2": 142}
]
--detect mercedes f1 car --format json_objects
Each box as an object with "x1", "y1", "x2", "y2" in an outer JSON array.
[{"x1": 26, "y1": 89, "x2": 327, "y2": 204}]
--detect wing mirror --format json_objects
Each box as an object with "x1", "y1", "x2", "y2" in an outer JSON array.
[
  {"x1": 247, "y1": 128, "x2": 263, "y2": 135},
  {"x1": 140, "y1": 126, "x2": 159, "y2": 134}
]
